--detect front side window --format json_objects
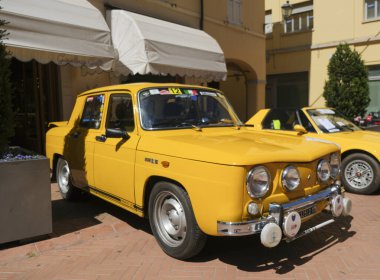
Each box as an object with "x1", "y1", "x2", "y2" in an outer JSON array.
[
  {"x1": 262, "y1": 109, "x2": 298, "y2": 131},
  {"x1": 365, "y1": 0, "x2": 380, "y2": 20},
  {"x1": 106, "y1": 94, "x2": 135, "y2": 132},
  {"x1": 307, "y1": 109, "x2": 361, "y2": 133},
  {"x1": 80, "y1": 95, "x2": 105, "y2": 129},
  {"x1": 138, "y1": 88, "x2": 242, "y2": 130}
]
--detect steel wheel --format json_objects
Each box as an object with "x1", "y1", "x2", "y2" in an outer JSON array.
[
  {"x1": 153, "y1": 191, "x2": 187, "y2": 247},
  {"x1": 56, "y1": 158, "x2": 79, "y2": 200},
  {"x1": 344, "y1": 159, "x2": 374, "y2": 190},
  {"x1": 57, "y1": 158, "x2": 70, "y2": 194},
  {"x1": 148, "y1": 182, "x2": 207, "y2": 259},
  {"x1": 342, "y1": 153, "x2": 380, "y2": 194}
]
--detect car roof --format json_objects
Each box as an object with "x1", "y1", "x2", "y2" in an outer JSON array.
[{"x1": 78, "y1": 82, "x2": 220, "y2": 97}]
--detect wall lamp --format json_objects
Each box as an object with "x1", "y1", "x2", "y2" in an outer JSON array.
[{"x1": 281, "y1": 1, "x2": 293, "y2": 19}]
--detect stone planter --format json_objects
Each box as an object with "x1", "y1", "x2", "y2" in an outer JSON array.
[{"x1": 0, "y1": 150, "x2": 52, "y2": 244}]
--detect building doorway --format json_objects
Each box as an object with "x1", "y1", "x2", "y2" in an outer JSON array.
[
  {"x1": 10, "y1": 59, "x2": 60, "y2": 154},
  {"x1": 266, "y1": 72, "x2": 309, "y2": 108}
]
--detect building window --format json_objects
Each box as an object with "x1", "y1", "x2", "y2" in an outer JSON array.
[
  {"x1": 367, "y1": 66, "x2": 380, "y2": 113},
  {"x1": 265, "y1": 10, "x2": 273, "y2": 35},
  {"x1": 284, "y1": 3, "x2": 313, "y2": 33},
  {"x1": 227, "y1": 0, "x2": 242, "y2": 25},
  {"x1": 365, "y1": 0, "x2": 380, "y2": 20}
]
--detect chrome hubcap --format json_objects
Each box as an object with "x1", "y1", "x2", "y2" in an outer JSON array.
[
  {"x1": 153, "y1": 191, "x2": 186, "y2": 247},
  {"x1": 345, "y1": 160, "x2": 374, "y2": 189},
  {"x1": 58, "y1": 160, "x2": 70, "y2": 194}
]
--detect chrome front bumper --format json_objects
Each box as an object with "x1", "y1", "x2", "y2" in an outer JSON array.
[{"x1": 217, "y1": 183, "x2": 350, "y2": 238}]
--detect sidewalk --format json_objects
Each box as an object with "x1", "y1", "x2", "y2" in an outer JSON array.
[{"x1": 0, "y1": 184, "x2": 378, "y2": 280}]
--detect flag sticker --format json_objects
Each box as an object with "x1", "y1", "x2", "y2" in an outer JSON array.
[{"x1": 184, "y1": 89, "x2": 198, "y2": 96}]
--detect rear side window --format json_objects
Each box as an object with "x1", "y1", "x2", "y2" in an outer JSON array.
[{"x1": 80, "y1": 95, "x2": 105, "y2": 129}]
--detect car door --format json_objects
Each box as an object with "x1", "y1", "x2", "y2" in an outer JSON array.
[
  {"x1": 64, "y1": 94, "x2": 105, "y2": 188},
  {"x1": 92, "y1": 93, "x2": 140, "y2": 212}
]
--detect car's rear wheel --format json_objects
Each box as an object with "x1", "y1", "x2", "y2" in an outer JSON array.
[
  {"x1": 56, "y1": 158, "x2": 79, "y2": 200},
  {"x1": 148, "y1": 181, "x2": 207, "y2": 259},
  {"x1": 342, "y1": 153, "x2": 380, "y2": 194}
]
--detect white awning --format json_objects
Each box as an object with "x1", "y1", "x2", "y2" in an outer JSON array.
[
  {"x1": 0, "y1": 0, "x2": 115, "y2": 70},
  {"x1": 107, "y1": 10, "x2": 227, "y2": 81}
]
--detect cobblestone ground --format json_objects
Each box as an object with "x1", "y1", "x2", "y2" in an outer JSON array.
[{"x1": 0, "y1": 183, "x2": 378, "y2": 280}]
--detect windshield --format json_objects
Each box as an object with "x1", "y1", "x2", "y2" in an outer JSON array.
[
  {"x1": 138, "y1": 87, "x2": 242, "y2": 130},
  {"x1": 307, "y1": 108, "x2": 361, "y2": 133}
]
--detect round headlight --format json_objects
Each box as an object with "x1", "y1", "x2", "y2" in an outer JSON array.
[
  {"x1": 246, "y1": 166, "x2": 271, "y2": 198},
  {"x1": 330, "y1": 153, "x2": 341, "y2": 179},
  {"x1": 282, "y1": 165, "x2": 301, "y2": 191},
  {"x1": 317, "y1": 159, "x2": 331, "y2": 182}
]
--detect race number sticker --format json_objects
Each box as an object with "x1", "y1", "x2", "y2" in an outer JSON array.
[{"x1": 169, "y1": 88, "x2": 182, "y2": 94}]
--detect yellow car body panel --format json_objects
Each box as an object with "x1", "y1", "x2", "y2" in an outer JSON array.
[
  {"x1": 247, "y1": 107, "x2": 380, "y2": 160},
  {"x1": 46, "y1": 84, "x2": 343, "y2": 237}
]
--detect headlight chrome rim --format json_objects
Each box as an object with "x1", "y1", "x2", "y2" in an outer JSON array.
[
  {"x1": 330, "y1": 152, "x2": 341, "y2": 179},
  {"x1": 282, "y1": 165, "x2": 301, "y2": 191},
  {"x1": 246, "y1": 166, "x2": 271, "y2": 198},
  {"x1": 317, "y1": 159, "x2": 331, "y2": 182}
]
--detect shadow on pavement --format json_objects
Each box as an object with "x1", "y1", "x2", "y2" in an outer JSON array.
[
  {"x1": 192, "y1": 212, "x2": 355, "y2": 273},
  {"x1": 50, "y1": 193, "x2": 151, "y2": 237}
]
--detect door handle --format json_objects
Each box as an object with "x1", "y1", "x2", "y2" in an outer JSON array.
[
  {"x1": 95, "y1": 135, "x2": 106, "y2": 142},
  {"x1": 70, "y1": 131, "x2": 81, "y2": 138}
]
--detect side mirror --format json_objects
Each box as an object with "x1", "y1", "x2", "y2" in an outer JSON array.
[
  {"x1": 293, "y1": 124, "x2": 308, "y2": 135},
  {"x1": 105, "y1": 128, "x2": 130, "y2": 140}
]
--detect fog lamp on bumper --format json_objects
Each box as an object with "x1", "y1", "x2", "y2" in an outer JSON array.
[{"x1": 217, "y1": 183, "x2": 352, "y2": 247}]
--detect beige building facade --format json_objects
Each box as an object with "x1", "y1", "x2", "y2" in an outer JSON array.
[
  {"x1": 2, "y1": 0, "x2": 265, "y2": 153},
  {"x1": 265, "y1": 0, "x2": 380, "y2": 111}
]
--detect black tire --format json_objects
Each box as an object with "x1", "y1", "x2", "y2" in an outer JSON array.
[
  {"x1": 56, "y1": 158, "x2": 80, "y2": 200},
  {"x1": 148, "y1": 181, "x2": 207, "y2": 260},
  {"x1": 341, "y1": 153, "x2": 380, "y2": 194}
]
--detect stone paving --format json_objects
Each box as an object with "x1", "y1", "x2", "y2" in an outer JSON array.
[{"x1": 0, "y1": 183, "x2": 379, "y2": 279}]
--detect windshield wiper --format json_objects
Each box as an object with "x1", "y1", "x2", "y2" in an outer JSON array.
[{"x1": 176, "y1": 121, "x2": 202, "y2": 131}]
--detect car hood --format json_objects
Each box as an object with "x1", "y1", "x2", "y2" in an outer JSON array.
[
  {"x1": 137, "y1": 128, "x2": 339, "y2": 166},
  {"x1": 323, "y1": 130, "x2": 380, "y2": 146}
]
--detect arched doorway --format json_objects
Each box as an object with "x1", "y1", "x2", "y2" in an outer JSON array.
[{"x1": 219, "y1": 60, "x2": 259, "y2": 122}]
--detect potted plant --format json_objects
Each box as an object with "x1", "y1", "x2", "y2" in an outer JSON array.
[{"x1": 0, "y1": 3, "x2": 52, "y2": 244}]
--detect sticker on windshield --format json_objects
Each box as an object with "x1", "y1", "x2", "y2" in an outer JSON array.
[
  {"x1": 169, "y1": 88, "x2": 182, "y2": 94},
  {"x1": 317, "y1": 118, "x2": 336, "y2": 130},
  {"x1": 159, "y1": 89, "x2": 171, "y2": 95},
  {"x1": 149, "y1": 89, "x2": 160, "y2": 95},
  {"x1": 337, "y1": 121, "x2": 346, "y2": 127},
  {"x1": 317, "y1": 109, "x2": 335, "y2": 115},
  {"x1": 199, "y1": 91, "x2": 217, "y2": 97},
  {"x1": 183, "y1": 89, "x2": 198, "y2": 96},
  {"x1": 328, "y1": 128, "x2": 340, "y2": 132}
]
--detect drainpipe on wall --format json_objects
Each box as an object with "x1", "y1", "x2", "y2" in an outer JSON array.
[{"x1": 200, "y1": 0, "x2": 204, "y2": 30}]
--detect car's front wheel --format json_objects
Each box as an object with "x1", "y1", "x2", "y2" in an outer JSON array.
[
  {"x1": 56, "y1": 158, "x2": 79, "y2": 200},
  {"x1": 148, "y1": 182, "x2": 207, "y2": 259},
  {"x1": 342, "y1": 153, "x2": 380, "y2": 194}
]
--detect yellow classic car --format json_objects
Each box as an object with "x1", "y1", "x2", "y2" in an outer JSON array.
[
  {"x1": 247, "y1": 107, "x2": 380, "y2": 195},
  {"x1": 46, "y1": 84, "x2": 351, "y2": 259}
]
